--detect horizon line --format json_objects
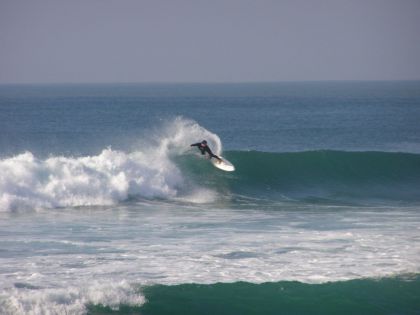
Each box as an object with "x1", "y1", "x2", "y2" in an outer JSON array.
[{"x1": 1, "y1": 79, "x2": 420, "y2": 86}]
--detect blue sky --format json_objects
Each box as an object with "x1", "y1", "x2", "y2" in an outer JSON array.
[{"x1": 1, "y1": 0, "x2": 419, "y2": 83}]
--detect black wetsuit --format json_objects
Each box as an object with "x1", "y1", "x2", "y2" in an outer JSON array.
[{"x1": 190, "y1": 143, "x2": 221, "y2": 160}]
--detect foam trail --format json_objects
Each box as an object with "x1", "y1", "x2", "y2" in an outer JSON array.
[{"x1": 0, "y1": 117, "x2": 221, "y2": 212}]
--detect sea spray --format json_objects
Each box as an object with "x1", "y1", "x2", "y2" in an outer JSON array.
[{"x1": 0, "y1": 117, "x2": 222, "y2": 212}]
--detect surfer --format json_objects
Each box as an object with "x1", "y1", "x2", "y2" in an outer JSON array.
[{"x1": 190, "y1": 140, "x2": 222, "y2": 162}]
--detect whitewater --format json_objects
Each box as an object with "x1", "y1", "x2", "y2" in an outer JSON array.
[
  {"x1": 1, "y1": 82, "x2": 419, "y2": 314},
  {"x1": 0, "y1": 118, "x2": 221, "y2": 212}
]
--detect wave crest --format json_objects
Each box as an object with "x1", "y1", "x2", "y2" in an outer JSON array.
[{"x1": 0, "y1": 117, "x2": 221, "y2": 212}]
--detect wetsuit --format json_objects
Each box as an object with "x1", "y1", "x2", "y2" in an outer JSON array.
[{"x1": 190, "y1": 143, "x2": 221, "y2": 161}]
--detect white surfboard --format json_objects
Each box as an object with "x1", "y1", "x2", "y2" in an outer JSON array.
[{"x1": 211, "y1": 156, "x2": 235, "y2": 172}]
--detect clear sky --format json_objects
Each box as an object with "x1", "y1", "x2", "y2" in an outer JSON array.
[{"x1": 1, "y1": 0, "x2": 419, "y2": 83}]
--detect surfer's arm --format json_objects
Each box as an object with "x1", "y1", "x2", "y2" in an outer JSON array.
[
  {"x1": 205, "y1": 147, "x2": 222, "y2": 161},
  {"x1": 212, "y1": 154, "x2": 222, "y2": 162},
  {"x1": 190, "y1": 143, "x2": 200, "y2": 147}
]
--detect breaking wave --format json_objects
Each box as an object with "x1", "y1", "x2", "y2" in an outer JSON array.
[
  {"x1": 2, "y1": 117, "x2": 419, "y2": 212},
  {"x1": 0, "y1": 117, "x2": 221, "y2": 212}
]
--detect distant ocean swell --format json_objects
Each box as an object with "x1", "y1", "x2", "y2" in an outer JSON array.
[
  {"x1": 87, "y1": 276, "x2": 420, "y2": 315},
  {"x1": 1, "y1": 117, "x2": 419, "y2": 211}
]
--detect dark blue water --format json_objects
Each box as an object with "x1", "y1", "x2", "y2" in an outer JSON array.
[{"x1": 1, "y1": 81, "x2": 419, "y2": 157}]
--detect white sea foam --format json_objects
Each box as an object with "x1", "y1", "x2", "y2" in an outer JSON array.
[
  {"x1": 0, "y1": 117, "x2": 220, "y2": 212},
  {"x1": 0, "y1": 206, "x2": 419, "y2": 314},
  {"x1": 0, "y1": 281, "x2": 144, "y2": 315}
]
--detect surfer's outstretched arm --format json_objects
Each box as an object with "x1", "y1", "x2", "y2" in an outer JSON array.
[{"x1": 190, "y1": 143, "x2": 200, "y2": 147}]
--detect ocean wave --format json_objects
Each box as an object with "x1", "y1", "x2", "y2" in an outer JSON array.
[
  {"x1": 103, "y1": 276, "x2": 419, "y2": 315},
  {"x1": 0, "y1": 117, "x2": 221, "y2": 212},
  {"x1": 175, "y1": 149, "x2": 420, "y2": 205},
  {"x1": 218, "y1": 150, "x2": 420, "y2": 204},
  {"x1": 1, "y1": 117, "x2": 419, "y2": 212}
]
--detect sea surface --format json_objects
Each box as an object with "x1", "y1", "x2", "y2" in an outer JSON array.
[{"x1": 0, "y1": 82, "x2": 420, "y2": 314}]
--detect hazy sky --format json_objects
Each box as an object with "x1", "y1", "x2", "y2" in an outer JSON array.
[{"x1": 1, "y1": 0, "x2": 420, "y2": 83}]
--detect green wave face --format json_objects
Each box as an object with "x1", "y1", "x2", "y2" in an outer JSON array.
[
  {"x1": 87, "y1": 275, "x2": 420, "y2": 315},
  {"x1": 178, "y1": 150, "x2": 420, "y2": 205}
]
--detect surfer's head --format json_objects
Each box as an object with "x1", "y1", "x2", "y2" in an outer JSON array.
[{"x1": 201, "y1": 140, "x2": 207, "y2": 146}]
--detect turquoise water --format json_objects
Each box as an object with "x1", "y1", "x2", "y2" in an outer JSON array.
[
  {"x1": 0, "y1": 82, "x2": 419, "y2": 314},
  {"x1": 89, "y1": 276, "x2": 420, "y2": 315}
]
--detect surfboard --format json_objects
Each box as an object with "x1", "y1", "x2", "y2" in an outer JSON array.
[{"x1": 211, "y1": 156, "x2": 235, "y2": 172}]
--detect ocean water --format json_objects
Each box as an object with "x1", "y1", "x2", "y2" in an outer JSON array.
[{"x1": 0, "y1": 81, "x2": 420, "y2": 314}]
